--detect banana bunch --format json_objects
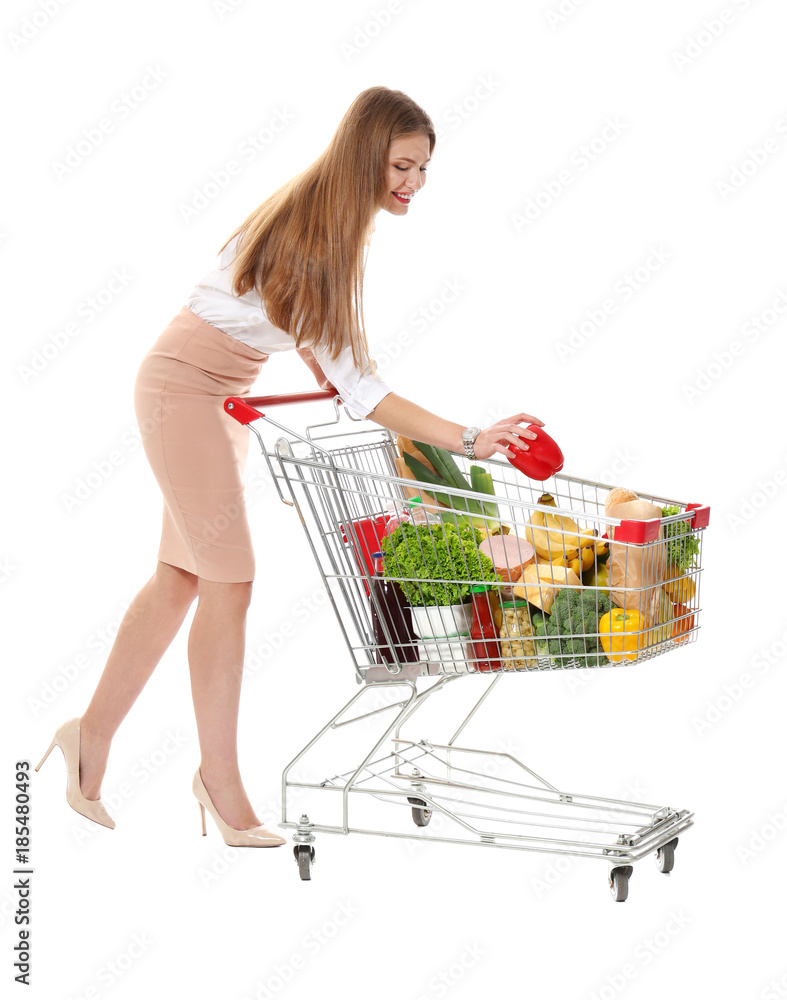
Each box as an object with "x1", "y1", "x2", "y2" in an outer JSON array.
[{"x1": 525, "y1": 493, "x2": 607, "y2": 574}]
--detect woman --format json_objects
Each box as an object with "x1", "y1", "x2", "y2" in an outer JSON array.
[{"x1": 35, "y1": 86, "x2": 543, "y2": 848}]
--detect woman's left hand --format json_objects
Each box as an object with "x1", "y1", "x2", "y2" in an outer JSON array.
[{"x1": 471, "y1": 412, "x2": 545, "y2": 461}]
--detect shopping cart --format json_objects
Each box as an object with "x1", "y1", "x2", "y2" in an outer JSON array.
[{"x1": 225, "y1": 390, "x2": 709, "y2": 900}]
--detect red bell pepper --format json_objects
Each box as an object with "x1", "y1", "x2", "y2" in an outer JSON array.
[
  {"x1": 506, "y1": 425, "x2": 564, "y2": 481},
  {"x1": 672, "y1": 603, "x2": 695, "y2": 643}
]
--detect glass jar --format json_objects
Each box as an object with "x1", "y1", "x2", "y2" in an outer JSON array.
[{"x1": 499, "y1": 599, "x2": 537, "y2": 670}]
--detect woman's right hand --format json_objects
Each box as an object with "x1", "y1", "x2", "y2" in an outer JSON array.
[{"x1": 472, "y1": 412, "x2": 545, "y2": 461}]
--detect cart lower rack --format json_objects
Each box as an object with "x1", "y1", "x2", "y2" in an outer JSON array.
[{"x1": 226, "y1": 390, "x2": 708, "y2": 900}]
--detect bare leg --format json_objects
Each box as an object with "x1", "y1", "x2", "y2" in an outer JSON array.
[
  {"x1": 187, "y1": 578, "x2": 261, "y2": 830},
  {"x1": 79, "y1": 562, "x2": 199, "y2": 799}
]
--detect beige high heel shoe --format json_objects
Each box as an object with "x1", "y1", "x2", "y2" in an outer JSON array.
[
  {"x1": 35, "y1": 717, "x2": 115, "y2": 830},
  {"x1": 193, "y1": 768, "x2": 285, "y2": 847}
]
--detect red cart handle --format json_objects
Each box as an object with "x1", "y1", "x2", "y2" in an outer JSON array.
[
  {"x1": 614, "y1": 502, "x2": 711, "y2": 543},
  {"x1": 224, "y1": 389, "x2": 340, "y2": 425},
  {"x1": 686, "y1": 503, "x2": 710, "y2": 528}
]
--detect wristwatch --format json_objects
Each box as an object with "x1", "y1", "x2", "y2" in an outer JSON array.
[{"x1": 461, "y1": 426, "x2": 481, "y2": 460}]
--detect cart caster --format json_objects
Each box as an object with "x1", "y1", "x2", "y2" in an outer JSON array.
[
  {"x1": 609, "y1": 865, "x2": 633, "y2": 902},
  {"x1": 294, "y1": 844, "x2": 315, "y2": 881},
  {"x1": 655, "y1": 838, "x2": 678, "y2": 874},
  {"x1": 407, "y1": 796, "x2": 432, "y2": 827}
]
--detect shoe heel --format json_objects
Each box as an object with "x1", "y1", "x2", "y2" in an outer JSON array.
[
  {"x1": 198, "y1": 801, "x2": 206, "y2": 836},
  {"x1": 35, "y1": 736, "x2": 58, "y2": 772}
]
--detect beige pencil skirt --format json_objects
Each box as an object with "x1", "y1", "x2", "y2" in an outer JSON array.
[{"x1": 133, "y1": 306, "x2": 270, "y2": 583}]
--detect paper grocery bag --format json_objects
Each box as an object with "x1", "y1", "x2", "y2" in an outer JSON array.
[
  {"x1": 394, "y1": 455, "x2": 441, "y2": 504},
  {"x1": 606, "y1": 499, "x2": 667, "y2": 628}
]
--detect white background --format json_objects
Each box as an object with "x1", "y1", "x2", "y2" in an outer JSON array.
[{"x1": 3, "y1": 0, "x2": 786, "y2": 997}]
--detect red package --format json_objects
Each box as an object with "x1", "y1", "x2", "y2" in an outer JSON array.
[{"x1": 341, "y1": 515, "x2": 389, "y2": 595}]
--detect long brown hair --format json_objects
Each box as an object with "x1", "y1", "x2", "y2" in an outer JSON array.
[{"x1": 220, "y1": 86, "x2": 435, "y2": 369}]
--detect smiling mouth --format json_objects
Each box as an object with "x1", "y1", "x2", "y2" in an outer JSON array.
[{"x1": 392, "y1": 191, "x2": 413, "y2": 203}]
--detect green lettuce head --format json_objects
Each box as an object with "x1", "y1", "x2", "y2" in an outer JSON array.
[{"x1": 380, "y1": 521, "x2": 497, "y2": 607}]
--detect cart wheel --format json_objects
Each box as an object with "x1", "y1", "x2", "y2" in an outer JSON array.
[
  {"x1": 407, "y1": 796, "x2": 432, "y2": 827},
  {"x1": 655, "y1": 838, "x2": 677, "y2": 874},
  {"x1": 294, "y1": 844, "x2": 315, "y2": 881},
  {"x1": 609, "y1": 866, "x2": 632, "y2": 902}
]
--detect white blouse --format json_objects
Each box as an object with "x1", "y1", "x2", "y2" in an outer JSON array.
[{"x1": 185, "y1": 234, "x2": 392, "y2": 418}]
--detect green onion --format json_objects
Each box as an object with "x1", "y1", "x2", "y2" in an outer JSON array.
[{"x1": 402, "y1": 446, "x2": 500, "y2": 531}]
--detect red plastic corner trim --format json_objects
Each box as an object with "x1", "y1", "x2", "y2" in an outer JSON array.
[
  {"x1": 614, "y1": 517, "x2": 661, "y2": 544},
  {"x1": 224, "y1": 397, "x2": 264, "y2": 425},
  {"x1": 686, "y1": 503, "x2": 711, "y2": 528}
]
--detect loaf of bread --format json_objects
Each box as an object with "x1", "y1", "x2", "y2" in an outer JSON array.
[{"x1": 604, "y1": 487, "x2": 638, "y2": 516}]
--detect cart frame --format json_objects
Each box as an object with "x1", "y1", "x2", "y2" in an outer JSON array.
[{"x1": 226, "y1": 391, "x2": 706, "y2": 899}]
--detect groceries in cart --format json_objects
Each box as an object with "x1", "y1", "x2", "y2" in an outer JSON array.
[{"x1": 354, "y1": 435, "x2": 708, "y2": 675}]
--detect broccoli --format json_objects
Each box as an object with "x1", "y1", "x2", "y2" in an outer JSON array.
[{"x1": 532, "y1": 588, "x2": 612, "y2": 667}]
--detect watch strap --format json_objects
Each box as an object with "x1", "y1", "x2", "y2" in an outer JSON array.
[{"x1": 462, "y1": 426, "x2": 481, "y2": 460}]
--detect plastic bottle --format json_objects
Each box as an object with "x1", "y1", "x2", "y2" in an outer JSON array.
[
  {"x1": 370, "y1": 552, "x2": 418, "y2": 664},
  {"x1": 407, "y1": 497, "x2": 442, "y2": 525},
  {"x1": 469, "y1": 585, "x2": 502, "y2": 672}
]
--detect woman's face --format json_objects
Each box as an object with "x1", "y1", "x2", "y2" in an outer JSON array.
[{"x1": 381, "y1": 132, "x2": 431, "y2": 216}]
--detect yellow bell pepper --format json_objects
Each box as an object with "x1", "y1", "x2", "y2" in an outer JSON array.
[{"x1": 599, "y1": 609, "x2": 644, "y2": 662}]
